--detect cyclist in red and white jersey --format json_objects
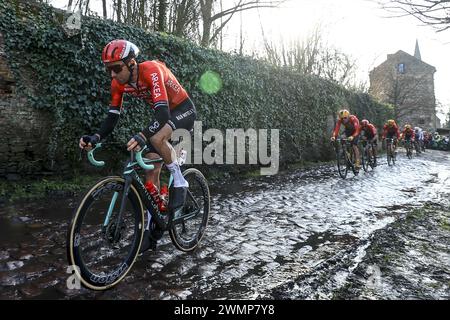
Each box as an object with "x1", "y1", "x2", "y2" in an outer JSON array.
[{"x1": 79, "y1": 40, "x2": 196, "y2": 252}]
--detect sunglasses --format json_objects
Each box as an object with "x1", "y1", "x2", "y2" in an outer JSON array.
[{"x1": 106, "y1": 63, "x2": 125, "y2": 74}]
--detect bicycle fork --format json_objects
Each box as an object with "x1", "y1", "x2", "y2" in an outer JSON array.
[{"x1": 100, "y1": 176, "x2": 132, "y2": 243}]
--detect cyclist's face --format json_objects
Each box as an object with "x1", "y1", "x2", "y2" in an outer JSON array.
[
  {"x1": 106, "y1": 62, "x2": 129, "y2": 84},
  {"x1": 342, "y1": 116, "x2": 349, "y2": 123}
]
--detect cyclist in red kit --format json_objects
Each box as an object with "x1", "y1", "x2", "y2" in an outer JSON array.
[
  {"x1": 360, "y1": 119, "x2": 378, "y2": 167},
  {"x1": 331, "y1": 109, "x2": 361, "y2": 170},
  {"x1": 382, "y1": 119, "x2": 400, "y2": 153},
  {"x1": 78, "y1": 40, "x2": 196, "y2": 252}
]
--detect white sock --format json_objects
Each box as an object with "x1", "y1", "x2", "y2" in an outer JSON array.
[{"x1": 166, "y1": 161, "x2": 189, "y2": 188}]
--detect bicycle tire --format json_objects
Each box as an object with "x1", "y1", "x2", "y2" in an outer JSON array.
[
  {"x1": 169, "y1": 168, "x2": 210, "y2": 252},
  {"x1": 67, "y1": 176, "x2": 145, "y2": 290},
  {"x1": 350, "y1": 148, "x2": 359, "y2": 176},
  {"x1": 336, "y1": 144, "x2": 348, "y2": 179},
  {"x1": 406, "y1": 142, "x2": 413, "y2": 159},
  {"x1": 361, "y1": 145, "x2": 368, "y2": 172},
  {"x1": 369, "y1": 146, "x2": 376, "y2": 169}
]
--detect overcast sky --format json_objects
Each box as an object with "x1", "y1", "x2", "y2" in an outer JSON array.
[{"x1": 50, "y1": 0, "x2": 450, "y2": 122}]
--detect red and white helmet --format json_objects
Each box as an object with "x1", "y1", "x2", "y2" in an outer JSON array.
[
  {"x1": 101, "y1": 40, "x2": 139, "y2": 63},
  {"x1": 361, "y1": 119, "x2": 369, "y2": 127}
]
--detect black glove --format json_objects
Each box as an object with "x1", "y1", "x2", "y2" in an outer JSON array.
[
  {"x1": 133, "y1": 133, "x2": 147, "y2": 149},
  {"x1": 82, "y1": 134, "x2": 100, "y2": 147}
]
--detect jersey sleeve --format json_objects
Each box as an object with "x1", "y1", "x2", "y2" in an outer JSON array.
[
  {"x1": 351, "y1": 116, "x2": 360, "y2": 137},
  {"x1": 110, "y1": 80, "x2": 124, "y2": 112},
  {"x1": 371, "y1": 125, "x2": 377, "y2": 136},
  {"x1": 332, "y1": 119, "x2": 342, "y2": 138}
]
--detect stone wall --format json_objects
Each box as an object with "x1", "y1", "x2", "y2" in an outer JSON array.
[{"x1": 0, "y1": 31, "x2": 54, "y2": 180}]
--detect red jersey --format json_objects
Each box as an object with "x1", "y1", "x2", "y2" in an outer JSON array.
[
  {"x1": 110, "y1": 60, "x2": 189, "y2": 111},
  {"x1": 361, "y1": 124, "x2": 377, "y2": 139},
  {"x1": 332, "y1": 115, "x2": 360, "y2": 138},
  {"x1": 382, "y1": 124, "x2": 400, "y2": 139},
  {"x1": 401, "y1": 128, "x2": 415, "y2": 140}
]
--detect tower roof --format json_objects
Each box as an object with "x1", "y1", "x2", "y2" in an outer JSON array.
[{"x1": 414, "y1": 39, "x2": 421, "y2": 61}]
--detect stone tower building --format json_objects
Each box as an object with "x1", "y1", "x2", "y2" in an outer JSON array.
[{"x1": 369, "y1": 40, "x2": 437, "y2": 131}]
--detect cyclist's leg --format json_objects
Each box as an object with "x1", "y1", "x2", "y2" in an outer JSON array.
[
  {"x1": 385, "y1": 134, "x2": 391, "y2": 151},
  {"x1": 144, "y1": 149, "x2": 163, "y2": 189},
  {"x1": 351, "y1": 136, "x2": 360, "y2": 169},
  {"x1": 372, "y1": 137, "x2": 378, "y2": 164},
  {"x1": 152, "y1": 99, "x2": 196, "y2": 210},
  {"x1": 139, "y1": 129, "x2": 176, "y2": 253}
]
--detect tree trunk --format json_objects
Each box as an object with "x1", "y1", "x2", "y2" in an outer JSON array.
[
  {"x1": 84, "y1": 0, "x2": 90, "y2": 15},
  {"x1": 139, "y1": 0, "x2": 145, "y2": 28},
  {"x1": 200, "y1": 0, "x2": 213, "y2": 47},
  {"x1": 157, "y1": 0, "x2": 168, "y2": 32},
  {"x1": 117, "y1": 0, "x2": 122, "y2": 23},
  {"x1": 67, "y1": 0, "x2": 73, "y2": 11},
  {"x1": 126, "y1": 0, "x2": 132, "y2": 23},
  {"x1": 102, "y1": 0, "x2": 107, "y2": 19}
]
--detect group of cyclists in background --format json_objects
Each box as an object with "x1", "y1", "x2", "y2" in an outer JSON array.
[{"x1": 330, "y1": 109, "x2": 442, "y2": 176}]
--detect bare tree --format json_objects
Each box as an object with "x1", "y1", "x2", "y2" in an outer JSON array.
[
  {"x1": 170, "y1": 0, "x2": 201, "y2": 39},
  {"x1": 157, "y1": 0, "x2": 168, "y2": 31},
  {"x1": 261, "y1": 26, "x2": 357, "y2": 87},
  {"x1": 377, "y1": 0, "x2": 450, "y2": 32},
  {"x1": 384, "y1": 71, "x2": 430, "y2": 119},
  {"x1": 199, "y1": 0, "x2": 286, "y2": 47}
]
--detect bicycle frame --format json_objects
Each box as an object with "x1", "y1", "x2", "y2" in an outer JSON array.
[
  {"x1": 362, "y1": 139, "x2": 375, "y2": 154},
  {"x1": 337, "y1": 138, "x2": 354, "y2": 167},
  {"x1": 88, "y1": 144, "x2": 173, "y2": 239},
  {"x1": 385, "y1": 138, "x2": 395, "y2": 152},
  {"x1": 88, "y1": 143, "x2": 201, "y2": 237},
  {"x1": 404, "y1": 139, "x2": 413, "y2": 157}
]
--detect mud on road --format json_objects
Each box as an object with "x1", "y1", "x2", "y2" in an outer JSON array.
[
  {"x1": 265, "y1": 203, "x2": 450, "y2": 300},
  {"x1": 0, "y1": 150, "x2": 449, "y2": 299}
]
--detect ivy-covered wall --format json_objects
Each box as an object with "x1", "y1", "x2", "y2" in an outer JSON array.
[{"x1": 0, "y1": 0, "x2": 393, "y2": 178}]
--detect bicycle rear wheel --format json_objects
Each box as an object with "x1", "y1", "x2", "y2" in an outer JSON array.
[
  {"x1": 362, "y1": 145, "x2": 373, "y2": 172},
  {"x1": 169, "y1": 168, "x2": 210, "y2": 252},
  {"x1": 349, "y1": 146, "x2": 359, "y2": 176},
  {"x1": 369, "y1": 145, "x2": 376, "y2": 169},
  {"x1": 67, "y1": 177, "x2": 145, "y2": 290}
]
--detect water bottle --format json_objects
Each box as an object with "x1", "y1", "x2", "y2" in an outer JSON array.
[{"x1": 145, "y1": 182, "x2": 167, "y2": 212}]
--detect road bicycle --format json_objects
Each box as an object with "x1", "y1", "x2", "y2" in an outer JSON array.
[
  {"x1": 403, "y1": 139, "x2": 413, "y2": 159},
  {"x1": 385, "y1": 138, "x2": 397, "y2": 166},
  {"x1": 361, "y1": 139, "x2": 377, "y2": 172},
  {"x1": 333, "y1": 138, "x2": 359, "y2": 179},
  {"x1": 67, "y1": 140, "x2": 210, "y2": 290}
]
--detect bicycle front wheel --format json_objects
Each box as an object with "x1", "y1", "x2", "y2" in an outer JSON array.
[
  {"x1": 387, "y1": 145, "x2": 393, "y2": 166},
  {"x1": 170, "y1": 168, "x2": 210, "y2": 252},
  {"x1": 336, "y1": 144, "x2": 348, "y2": 179},
  {"x1": 66, "y1": 177, "x2": 145, "y2": 290},
  {"x1": 406, "y1": 142, "x2": 413, "y2": 159}
]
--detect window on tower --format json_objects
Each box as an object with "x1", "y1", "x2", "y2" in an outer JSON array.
[{"x1": 398, "y1": 63, "x2": 405, "y2": 74}]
